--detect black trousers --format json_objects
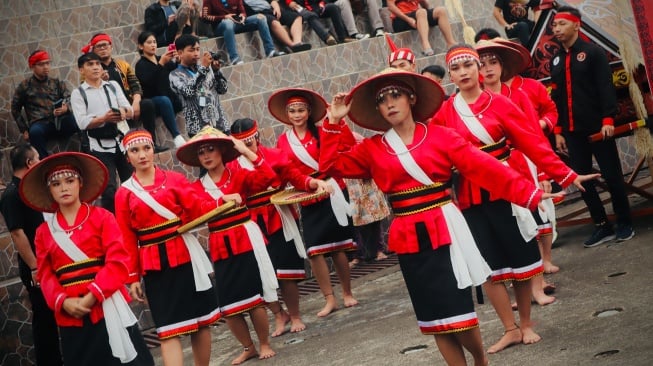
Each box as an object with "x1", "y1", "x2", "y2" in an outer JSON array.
[
  {"x1": 90, "y1": 149, "x2": 133, "y2": 213},
  {"x1": 26, "y1": 283, "x2": 63, "y2": 366},
  {"x1": 564, "y1": 131, "x2": 632, "y2": 226}
]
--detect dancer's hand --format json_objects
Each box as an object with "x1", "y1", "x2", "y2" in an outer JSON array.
[
  {"x1": 63, "y1": 297, "x2": 92, "y2": 318},
  {"x1": 327, "y1": 92, "x2": 351, "y2": 124},
  {"x1": 129, "y1": 282, "x2": 145, "y2": 302},
  {"x1": 538, "y1": 191, "x2": 564, "y2": 212},
  {"x1": 309, "y1": 178, "x2": 333, "y2": 194},
  {"x1": 572, "y1": 173, "x2": 601, "y2": 192},
  {"x1": 222, "y1": 193, "x2": 243, "y2": 205}
]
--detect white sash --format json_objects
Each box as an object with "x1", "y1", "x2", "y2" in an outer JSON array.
[
  {"x1": 201, "y1": 174, "x2": 279, "y2": 302},
  {"x1": 237, "y1": 156, "x2": 307, "y2": 259},
  {"x1": 47, "y1": 214, "x2": 137, "y2": 364},
  {"x1": 525, "y1": 158, "x2": 558, "y2": 242},
  {"x1": 285, "y1": 130, "x2": 351, "y2": 226},
  {"x1": 384, "y1": 127, "x2": 491, "y2": 289},
  {"x1": 453, "y1": 94, "x2": 538, "y2": 242},
  {"x1": 122, "y1": 178, "x2": 214, "y2": 292}
]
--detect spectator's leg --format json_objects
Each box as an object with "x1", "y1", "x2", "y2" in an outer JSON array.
[
  {"x1": 91, "y1": 151, "x2": 119, "y2": 213},
  {"x1": 321, "y1": 4, "x2": 349, "y2": 42},
  {"x1": 591, "y1": 139, "x2": 632, "y2": 226},
  {"x1": 152, "y1": 96, "x2": 181, "y2": 138},
  {"x1": 270, "y1": 18, "x2": 295, "y2": 47},
  {"x1": 55, "y1": 114, "x2": 81, "y2": 151},
  {"x1": 301, "y1": 10, "x2": 330, "y2": 42},
  {"x1": 215, "y1": 19, "x2": 240, "y2": 62},
  {"x1": 139, "y1": 98, "x2": 157, "y2": 144},
  {"x1": 365, "y1": 0, "x2": 385, "y2": 32},
  {"x1": 116, "y1": 149, "x2": 134, "y2": 183},
  {"x1": 335, "y1": 0, "x2": 360, "y2": 36},
  {"x1": 564, "y1": 132, "x2": 609, "y2": 224},
  {"x1": 509, "y1": 21, "x2": 531, "y2": 46},
  {"x1": 414, "y1": 9, "x2": 433, "y2": 52},
  {"x1": 288, "y1": 14, "x2": 304, "y2": 45},
  {"x1": 28, "y1": 285, "x2": 63, "y2": 366},
  {"x1": 431, "y1": 6, "x2": 456, "y2": 48},
  {"x1": 244, "y1": 14, "x2": 277, "y2": 56},
  {"x1": 27, "y1": 121, "x2": 52, "y2": 158}
]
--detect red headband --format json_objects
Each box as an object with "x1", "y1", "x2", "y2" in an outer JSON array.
[
  {"x1": 446, "y1": 48, "x2": 480, "y2": 66},
  {"x1": 231, "y1": 120, "x2": 258, "y2": 141},
  {"x1": 28, "y1": 50, "x2": 50, "y2": 67},
  {"x1": 46, "y1": 165, "x2": 81, "y2": 185},
  {"x1": 81, "y1": 34, "x2": 112, "y2": 53},
  {"x1": 122, "y1": 130, "x2": 153, "y2": 151},
  {"x1": 286, "y1": 96, "x2": 310, "y2": 107},
  {"x1": 554, "y1": 13, "x2": 581, "y2": 23}
]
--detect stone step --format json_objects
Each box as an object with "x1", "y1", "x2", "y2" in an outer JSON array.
[{"x1": 0, "y1": 0, "x2": 151, "y2": 21}]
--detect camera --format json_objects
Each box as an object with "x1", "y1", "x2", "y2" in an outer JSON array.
[
  {"x1": 210, "y1": 51, "x2": 227, "y2": 64},
  {"x1": 233, "y1": 14, "x2": 243, "y2": 22}
]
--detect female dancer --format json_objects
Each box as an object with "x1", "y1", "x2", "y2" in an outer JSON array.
[
  {"x1": 475, "y1": 38, "x2": 556, "y2": 307},
  {"x1": 270, "y1": 88, "x2": 358, "y2": 317},
  {"x1": 432, "y1": 44, "x2": 597, "y2": 353},
  {"x1": 21, "y1": 152, "x2": 153, "y2": 366},
  {"x1": 230, "y1": 117, "x2": 331, "y2": 336},
  {"x1": 176, "y1": 126, "x2": 278, "y2": 365},
  {"x1": 115, "y1": 129, "x2": 220, "y2": 366},
  {"x1": 321, "y1": 68, "x2": 566, "y2": 366}
]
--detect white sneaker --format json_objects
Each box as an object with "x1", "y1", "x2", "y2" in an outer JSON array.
[{"x1": 173, "y1": 135, "x2": 186, "y2": 148}]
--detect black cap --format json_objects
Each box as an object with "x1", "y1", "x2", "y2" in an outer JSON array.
[{"x1": 77, "y1": 52, "x2": 101, "y2": 68}]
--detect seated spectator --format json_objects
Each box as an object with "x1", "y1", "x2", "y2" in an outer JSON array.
[
  {"x1": 169, "y1": 35, "x2": 229, "y2": 136},
  {"x1": 385, "y1": 33, "x2": 416, "y2": 72},
  {"x1": 176, "y1": 0, "x2": 202, "y2": 37},
  {"x1": 474, "y1": 27, "x2": 501, "y2": 43},
  {"x1": 11, "y1": 50, "x2": 79, "y2": 158},
  {"x1": 332, "y1": 0, "x2": 371, "y2": 40},
  {"x1": 243, "y1": 0, "x2": 312, "y2": 53},
  {"x1": 493, "y1": 0, "x2": 541, "y2": 45},
  {"x1": 285, "y1": 0, "x2": 350, "y2": 45},
  {"x1": 387, "y1": 0, "x2": 456, "y2": 55},
  {"x1": 145, "y1": 0, "x2": 182, "y2": 46},
  {"x1": 83, "y1": 33, "x2": 168, "y2": 153},
  {"x1": 135, "y1": 31, "x2": 187, "y2": 148},
  {"x1": 345, "y1": 0, "x2": 386, "y2": 37},
  {"x1": 202, "y1": 0, "x2": 285, "y2": 66}
]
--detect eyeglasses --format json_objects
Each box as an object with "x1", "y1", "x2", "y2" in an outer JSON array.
[
  {"x1": 197, "y1": 145, "x2": 216, "y2": 155},
  {"x1": 94, "y1": 43, "x2": 111, "y2": 50}
]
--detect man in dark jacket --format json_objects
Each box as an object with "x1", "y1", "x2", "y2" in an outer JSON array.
[{"x1": 145, "y1": 0, "x2": 182, "y2": 46}]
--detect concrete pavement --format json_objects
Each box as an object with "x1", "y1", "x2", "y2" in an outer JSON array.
[{"x1": 152, "y1": 194, "x2": 653, "y2": 366}]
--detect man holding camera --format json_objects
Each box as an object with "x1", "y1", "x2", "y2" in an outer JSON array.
[
  {"x1": 11, "y1": 50, "x2": 79, "y2": 158},
  {"x1": 70, "y1": 53, "x2": 134, "y2": 213},
  {"x1": 169, "y1": 34, "x2": 229, "y2": 136}
]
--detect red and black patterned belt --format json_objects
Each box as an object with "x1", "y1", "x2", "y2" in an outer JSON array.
[
  {"x1": 479, "y1": 139, "x2": 510, "y2": 162},
  {"x1": 388, "y1": 183, "x2": 452, "y2": 216},
  {"x1": 55, "y1": 257, "x2": 104, "y2": 287},
  {"x1": 208, "y1": 205, "x2": 251, "y2": 232},
  {"x1": 246, "y1": 188, "x2": 282, "y2": 209},
  {"x1": 137, "y1": 218, "x2": 182, "y2": 247}
]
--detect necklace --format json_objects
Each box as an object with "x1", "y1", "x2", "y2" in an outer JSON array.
[
  {"x1": 210, "y1": 167, "x2": 231, "y2": 190},
  {"x1": 132, "y1": 170, "x2": 168, "y2": 194},
  {"x1": 454, "y1": 90, "x2": 493, "y2": 119},
  {"x1": 382, "y1": 122, "x2": 428, "y2": 155},
  {"x1": 55, "y1": 203, "x2": 91, "y2": 236}
]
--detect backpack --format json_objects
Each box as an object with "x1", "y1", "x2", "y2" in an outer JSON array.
[{"x1": 77, "y1": 83, "x2": 122, "y2": 140}]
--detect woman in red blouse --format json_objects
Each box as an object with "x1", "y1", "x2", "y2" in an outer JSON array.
[
  {"x1": 270, "y1": 88, "x2": 358, "y2": 318},
  {"x1": 21, "y1": 152, "x2": 153, "y2": 366}
]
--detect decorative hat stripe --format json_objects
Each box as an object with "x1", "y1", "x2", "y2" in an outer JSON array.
[
  {"x1": 286, "y1": 96, "x2": 310, "y2": 108},
  {"x1": 29, "y1": 51, "x2": 50, "y2": 67},
  {"x1": 446, "y1": 48, "x2": 480, "y2": 67},
  {"x1": 122, "y1": 130, "x2": 154, "y2": 150},
  {"x1": 47, "y1": 166, "x2": 81, "y2": 185},
  {"x1": 376, "y1": 85, "x2": 414, "y2": 104},
  {"x1": 231, "y1": 120, "x2": 259, "y2": 140}
]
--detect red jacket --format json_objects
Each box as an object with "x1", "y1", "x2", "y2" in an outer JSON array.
[{"x1": 36, "y1": 205, "x2": 131, "y2": 327}]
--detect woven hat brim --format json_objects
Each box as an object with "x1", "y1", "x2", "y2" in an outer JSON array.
[
  {"x1": 345, "y1": 69, "x2": 444, "y2": 131},
  {"x1": 268, "y1": 88, "x2": 327, "y2": 125},
  {"x1": 493, "y1": 38, "x2": 533, "y2": 69},
  {"x1": 19, "y1": 152, "x2": 109, "y2": 213},
  {"x1": 475, "y1": 41, "x2": 529, "y2": 81},
  {"x1": 176, "y1": 137, "x2": 240, "y2": 167}
]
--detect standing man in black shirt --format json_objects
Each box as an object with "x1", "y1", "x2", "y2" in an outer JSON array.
[
  {"x1": 0, "y1": 143, "x2": 63, "y2": 366},
  {"x1": 549, "y1": 5, "x2": 634, "y2": 247}
]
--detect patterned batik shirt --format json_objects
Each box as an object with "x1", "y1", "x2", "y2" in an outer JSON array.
[
  {"x1": 169, "y1": 64, "x2": 229, "y2": 136},
  {"x1": 11, "y1": 76, "x2": 71, "y2": 133}
]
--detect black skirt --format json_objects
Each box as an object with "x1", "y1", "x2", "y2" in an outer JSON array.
[
  {"x1": 266, "y1": 228, "x2": 307, "y2": 280},
  {"x1": 300, "y1": 190, "x2": 356, "y2": 257},
  {"x1": 213, "y1": 245, "x2": 266, "y2": 317}
]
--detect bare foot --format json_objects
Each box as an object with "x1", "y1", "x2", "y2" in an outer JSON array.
[
  {"x1": 343, "y1": 294, "x2": 359, "y2": 308},
  {"x1": 258, "y1": 344, "x2": 276, "y2": 360},
  {"x1": 533, "y1": 293, "x2": 556, "y2": 306},
  {"x1": 271, "y1": 311, "x2": 290, "y2": 337},
  {"x1": 543, "y1": 262, "x2": 559, "y2": 274},
  {"x1": 487, "y1": 327, "x2": 522, "y2": 354},
  {"x1": 317, "y1": 294, "x2": 338, "y2": 317},
  {"x1": 375, "y1": 252, "x2": 388, "y2": 261},
  {"x1": 290, "y1": 316, "x2": 306, "y2": 333},
  {"x1": 348, "y1": 258, "x2": 359, "y2": 268},
  {"x1": 521, "y1": 326, "x2": 542, "y2": 345},
  {"x1": 232, "y1": 345, "x2": 258, "y2": 365}
]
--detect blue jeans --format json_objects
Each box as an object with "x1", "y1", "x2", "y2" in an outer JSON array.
[
  {"x1": 150, "y1": 96, "x2": 181, "y2": 137},
  {"x1": 214, "y1": 15, "x2": 275, "y2": 61},
  {"x1": 28, "y1": 113, "x2": 79, "y2": 157}
]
